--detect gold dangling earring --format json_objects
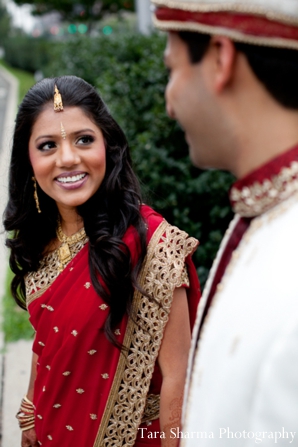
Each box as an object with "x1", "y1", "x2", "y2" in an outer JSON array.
[{"x1": 32, "y1": 176, "x2": 41, "y2": 213}]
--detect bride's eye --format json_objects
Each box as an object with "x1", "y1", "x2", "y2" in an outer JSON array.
[
  {"x1": 37, "y1": 141, "x2": 56, "y2": 151},
  {"x1": 77, "y1": 135, "x2": 95, "y2": 145}
]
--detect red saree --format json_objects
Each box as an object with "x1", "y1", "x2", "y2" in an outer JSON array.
[{"x1": 25, "y1": 205, "x2": 200, "y2": 446}]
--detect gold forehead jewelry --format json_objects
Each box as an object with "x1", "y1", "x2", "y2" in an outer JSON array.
[
  {"x1": 54, "y1": 85, "x2": 63, "y2": 112},
  {"x1": 60, "y1": 122, "x2": 67, "y2": 139}
]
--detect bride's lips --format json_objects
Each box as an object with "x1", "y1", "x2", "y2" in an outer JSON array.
[{"x1": 54, "y1": 171, "x2": 88, "y2": 190}]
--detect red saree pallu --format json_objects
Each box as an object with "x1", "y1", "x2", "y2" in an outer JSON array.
[{"x1": 26, "y1": 205, "x2": 201, "y2": 446}]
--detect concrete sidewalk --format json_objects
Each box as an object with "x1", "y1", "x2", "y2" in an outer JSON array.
[
  {"x1": 0, "y1": 65, "x2": 32, "y2": 447},
  {"x1": 2, "y1": 341, "x2": 32, "y2": 446}
]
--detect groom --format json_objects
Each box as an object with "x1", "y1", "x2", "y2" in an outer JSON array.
[{"x1": 152, "y1": 0, "x2": 298, "y2": 445}]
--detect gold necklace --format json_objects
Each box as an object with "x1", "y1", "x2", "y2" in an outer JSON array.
[{"x1": 56, "y1": 220, "x2": 86, "y2": 269}]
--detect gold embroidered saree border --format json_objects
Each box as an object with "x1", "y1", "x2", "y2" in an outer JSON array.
[
  {"x1": 26, "y1": 238, "x2": 88, "y2": 307},
  {"x1": 93, "y1": 220, "x2": 168, "y2": 447},
  {"x1": 94, "y1": 220, "x2": 198, "y2": 447}
]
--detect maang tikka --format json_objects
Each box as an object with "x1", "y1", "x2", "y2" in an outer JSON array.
[
  {"x1": 32, "y1": 176, "x2": 41, "y2": 213},
  {"x1": 54, "y1": 85, "x2": 63, "y2": 112},
  {"x1": 60, "y1": 122, "x2": 67, "y2": 139}
]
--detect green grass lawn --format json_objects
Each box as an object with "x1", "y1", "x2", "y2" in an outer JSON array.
[
  {"x1": 0, "y1": 60, "x2": 35, "y2": 341},
  {"x1": 2, "y1": 269, "x2": 34, "y2": 342},
  {"x1": 0, "y1": 59, "x2": 35, "y2": 104}
]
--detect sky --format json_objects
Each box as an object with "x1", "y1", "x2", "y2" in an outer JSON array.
[{"x1": 5, "y1": 0, "x2": 36, "y2": 32}]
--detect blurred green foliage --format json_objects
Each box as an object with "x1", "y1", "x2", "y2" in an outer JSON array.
[
  {"x1": 3, "y1": 33, "x2": 51, "y2": 74},
  {"x1": 2, "y1": 269, "x2": 33, "y2": 342},
  {"x1": 0, "y1": 0, "x2": 11, "y2": 45},
  {"x1": 12, "y1": 0, "x2": 134, "y2": 24},
  {"x1": 43, "y1": 33, "x2": 234, "y2": 285}
]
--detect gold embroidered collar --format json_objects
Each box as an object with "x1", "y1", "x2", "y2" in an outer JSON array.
[
  {"x1": 25, "y1": 237, "x2": 88, "y2": 306},
  {"x1": 230, "y1": 145, "x2": 298, "y2": 217}
]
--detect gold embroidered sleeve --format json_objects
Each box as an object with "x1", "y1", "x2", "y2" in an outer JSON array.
[
  {"x1": 176, "y1": 264, "x2": 190, "y2": 288},
  {"x1": 94, "y1": 221, "x2": 198, "y2": 447}
]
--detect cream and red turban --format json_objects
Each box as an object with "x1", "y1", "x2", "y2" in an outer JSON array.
[{"x1": 152, "y1": 0, "x2": 298, "y2": 49}]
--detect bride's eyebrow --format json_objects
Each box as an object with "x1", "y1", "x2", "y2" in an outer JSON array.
[
  {"x1": 35, "y1": 134, "x2": 55, "y2": 143},
  {"x1": 73, "y1": 128, "x2": 96, "y2": 135}
]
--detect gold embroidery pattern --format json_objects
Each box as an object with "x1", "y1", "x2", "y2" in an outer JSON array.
[
  {"x1": 151, "y1": 0, "x2": 298, "y2": 26},
  {"x1": 176, "y1": 264, "x2": 190, "y2": 288},
  {"x1": 41, "y1": 304, "x2": 54, "y2": 312},
  {"x1": 230, "y1": 161, "x2": 298, "y2": 217},
  {"x1": 95, "y1": 221, "x2": 198, "y2": 447},
  {"x1": 25, "y1": 237, "x2": 88, "y2": 306},
  {"x1": 99, "y1": 304, "x2": 108, "y2": 310},
  {"x1": 76, "y1": 388, "x2": 84, "y2": 394},
  {"x1": 141, "y1": 394, "x2": 160, "y2": 423}
]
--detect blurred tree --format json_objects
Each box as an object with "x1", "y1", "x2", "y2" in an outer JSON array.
[
  {"x1": 0, "y1": 1, "x2": 11, "y2": 44},
  {"x1": 11, "y1": 0, "x2": 134, "y2": 24}
]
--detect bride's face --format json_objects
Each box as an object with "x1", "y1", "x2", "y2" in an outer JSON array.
[{"x1": 29, "y1": 105, "x2": 106, "y2": 214}]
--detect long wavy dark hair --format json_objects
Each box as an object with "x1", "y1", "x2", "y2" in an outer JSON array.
[{"x1": 4, "y1": 75, "x2": 148, "y2": 346}]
